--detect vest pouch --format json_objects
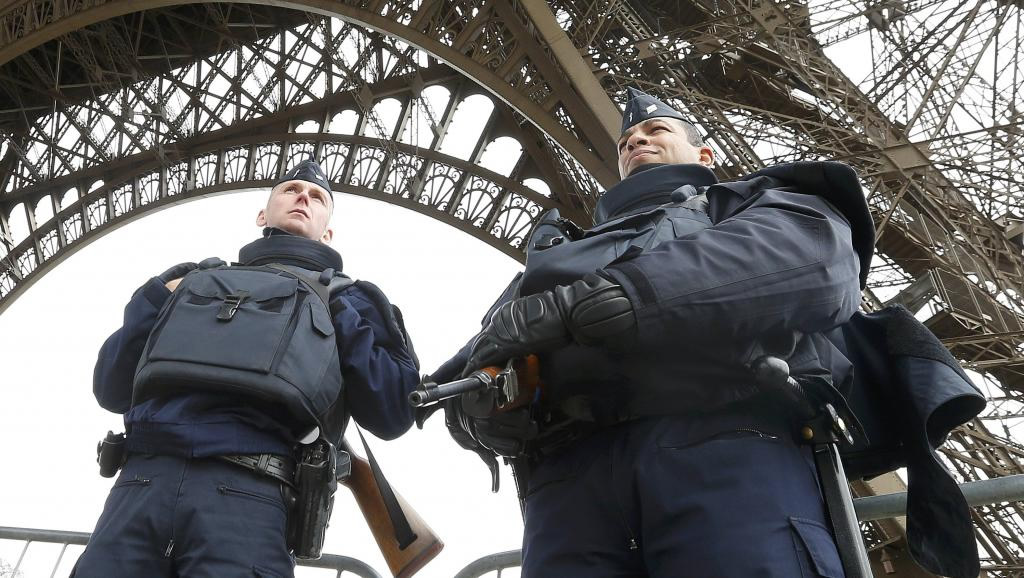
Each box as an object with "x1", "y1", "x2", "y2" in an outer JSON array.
[
  {"x1": 274, "y1": 299, "x2": 338, "y2": 414},
  {"x1": 146, "y1": 270, "x2": 301, "y2": 372}
]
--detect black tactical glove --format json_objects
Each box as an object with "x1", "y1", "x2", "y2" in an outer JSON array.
[
  {"x1": 444, "y1": 397, "x2": 484, "y2": 454},
  {"x1": 443, "y1": 397, "x2": 502, "y2": 491},
  {"x1": 445, "y1": 398, "x2": 536, "y2": 457},
  {"x1": 157, "y1": 262, "x2": 199, "y2": 285},
  {"x1": 462, "y1": 273, "x2": 635, "y2": 376}
]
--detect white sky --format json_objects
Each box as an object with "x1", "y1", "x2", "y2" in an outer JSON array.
[{"x1": 0, "y1": 190, "x2": 527, "y2": 577}]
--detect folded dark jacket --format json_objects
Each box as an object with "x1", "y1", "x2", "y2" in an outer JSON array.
[{"x1": 830, "y1": 304, "x2": 985, "y2": 578}]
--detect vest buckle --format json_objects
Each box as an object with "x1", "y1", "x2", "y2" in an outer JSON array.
[{"x1": 217, "y1": 290, "x2": 249, "y2": 321}]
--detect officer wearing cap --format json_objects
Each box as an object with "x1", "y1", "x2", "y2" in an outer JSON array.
[
  {"x1": 74, "y1": 160, "x2": 421, "y2": 577},
  {"x1": 436, "y1": 89, "x2": 874, "y2": 576}
]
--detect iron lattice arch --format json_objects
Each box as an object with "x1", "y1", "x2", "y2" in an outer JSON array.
[
  {"x1": 0, "y1": 130, "x2": 556, "y2": 310},
  {"x1": 2, "y1": 0, "x2": 1024, "y2": 575},
  {"x1": 0, "y1": 15, "x2": 596, "y2": 312}
]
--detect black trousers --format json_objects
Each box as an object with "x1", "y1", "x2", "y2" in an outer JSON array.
[
  {"x1": 521, "y1": 413, "x2": 845, "y2": 578},
  {"x1": 72, "y1": 454, "x2": 294, "y2": 578}
]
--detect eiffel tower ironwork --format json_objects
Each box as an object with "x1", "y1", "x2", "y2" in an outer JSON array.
[{"x1": 1, "y1": 0, "x2": 1022, "y2": 574}]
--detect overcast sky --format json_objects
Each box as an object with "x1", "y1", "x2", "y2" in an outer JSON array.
[{"x1": 0, "y1": 190, "x2": 527, "y2": 577}]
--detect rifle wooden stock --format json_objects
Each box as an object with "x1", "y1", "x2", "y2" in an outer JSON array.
[{"x1": 339, "y1": 441, "x2": 443, "y2": 578}]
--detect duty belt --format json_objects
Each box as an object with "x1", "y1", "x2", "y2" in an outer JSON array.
[{"x1": 218, "y1": 454, "x2": 296, "y2": 487}]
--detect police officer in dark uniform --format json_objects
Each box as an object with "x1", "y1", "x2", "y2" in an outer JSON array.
[
  {"x1": 436, "y1": 89, "x2": 875, "y2": 577},
  {"x1": 74, "y1": 160, "x2": 421, "y2": 577}
]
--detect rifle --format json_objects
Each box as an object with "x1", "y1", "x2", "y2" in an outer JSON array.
[
  {"x1": 338, "y1": 439, "x2": 443, "y2": 578},
  {"x1": 408, "y1": 355, "x2": 542, "y2": 417}
]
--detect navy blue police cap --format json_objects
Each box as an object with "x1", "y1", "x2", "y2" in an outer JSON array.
[
  {"x1": 621, "y1": 87, "x2": 692, "y2": 136},
  {"x1": 275, "y1": 159, "x2": 333, "y2": 200}
]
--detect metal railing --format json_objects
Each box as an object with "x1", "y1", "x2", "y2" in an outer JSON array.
[
  {"x1": 5, "y1": 475, "x2": 1024, "y2": 577},
  {"x1": 453, "y1": 475, "x2": 1024, "y2": 577},
  {"x1": 853, "y1": 473, "x2": 1024, "y2": 521},
  {"x1": 0, "y1": 527, "x2": 382, "y2": 578},
  {"x1": 454, "y1": 550, "x2": 522, "y2": 578}
]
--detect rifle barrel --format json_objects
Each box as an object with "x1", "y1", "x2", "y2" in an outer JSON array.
[{"x1": 408, "y1": 375, "x2": 487, "y2": 407}]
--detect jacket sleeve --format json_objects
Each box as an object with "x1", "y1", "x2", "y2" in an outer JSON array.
[
  {"x1": 333, "y1": 285, "x2": 420, "y2": 440},
  {"x1": 603, "y1": 187, "x2": 862, "y2": 352},
  {"x1": 93, "y1": 278, "x2": 172, "y2": 413}
]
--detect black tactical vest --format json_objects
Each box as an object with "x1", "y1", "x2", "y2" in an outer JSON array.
[{"x1": 133, "y1": 233, "x2": 350, "y2": 441}]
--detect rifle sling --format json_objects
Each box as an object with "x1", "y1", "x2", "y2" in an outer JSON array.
[
  {"x1": 356, "y1": 427, "x2": 418, "y2": 549},
  {"x1": 269, "y1": 264, "x2": 416, "y2": 549}
]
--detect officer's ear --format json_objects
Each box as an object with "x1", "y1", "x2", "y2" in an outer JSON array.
[
  {"x1": 320, "y1": 226, "x2": 334, "y2": 244},
  {"x1": 256, "y1": 208, "x2": 268, "y2": 227},
  {"x1": 699, "y1": 146, "x2": 715, "y2": 167}
]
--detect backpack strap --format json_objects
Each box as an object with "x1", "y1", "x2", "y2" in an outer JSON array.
[
  {"x1": 198, "y1": 257, "x2": 227, "y2": 270},
  {"x1": 266, "y1": 264, "x2": 417, "y2": 369},
  {"x1": 264, "y1": 264, "x2": 354, "y2": 311},
  {"x1": 324, "y1": 273, "x2": 356, "y2": 306}
]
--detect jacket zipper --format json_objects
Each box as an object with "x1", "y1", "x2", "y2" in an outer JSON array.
[
  {"x1": 732, "y1": 428, "x2": 778, "y2": 440},
  {"x1": 660, "y1": 428, "x2": 780, "y2": 451},
  {"x1": 609, "y1": 448, "x2": 640, "y2": 553},
  {"x1": 217, "y1": 485, "x2": 285, "y2": 511},
  {"x1": 113, "y1": 476, "x2": 151, "y2": 488}
]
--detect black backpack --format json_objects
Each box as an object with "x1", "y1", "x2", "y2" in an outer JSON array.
[{"x1": 133, "y1": 259, "x2": 353, "y2": 442}]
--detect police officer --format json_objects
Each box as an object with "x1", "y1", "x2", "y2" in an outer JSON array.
[
  {"x1": 74, "y1": 160, "x2": 421, "y2": 577},
  {"x1": 437, "y1": 89, "x2": 875, "y2": 577}
]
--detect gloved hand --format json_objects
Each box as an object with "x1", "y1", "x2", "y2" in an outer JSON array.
[
  {"x1": 443, "y1": 397, "x2": 502, "y2": 491},
  {"x1": 157, "y1": 262, "x2": 199, "y2": 285},
  {"x1": 463, "y1": 273, "x2": 635, "y2": 376},
  {"x1": 471, "y1": 409, "x2": 539, "y2": 457},
  {"x1": 444, "y1": 397, "x2": 538, "y2": 458},
  {"x1": 444, "y1": 397, "x2": 483, "y2": 453}
]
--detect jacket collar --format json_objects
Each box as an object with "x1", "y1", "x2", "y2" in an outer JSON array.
[
  {"x1": 239, "y1": 228, "x2": 344, "y2": 272},
  {"x1": 594, "y1": 164, "x2": 718, "y2": 225}
]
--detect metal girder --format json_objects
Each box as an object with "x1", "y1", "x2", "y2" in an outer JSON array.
[
  {"x1": 0, "y1": 130, "x2": 557, "y2": 314},
  {"x1": 517, "y1": 0, "x2": 621, "y2": 144},
  {"x1": 1, "y1": 0, "x2": 1024, "y2": 573},
  {"x1": 0, "y1": 0, "x2": 620, "y2": 189},
  {"x1": 0, "y1": 19, "x2": 603, "y2": 315}
]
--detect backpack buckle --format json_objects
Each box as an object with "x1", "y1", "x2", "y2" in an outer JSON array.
[{"x1": 217, "y1": 291, "x2": 249, "y2": 321}]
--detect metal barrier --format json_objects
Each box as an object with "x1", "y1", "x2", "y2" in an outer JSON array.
[
  {"x1": 451, "y1": 474, "x2": 1024, "y2": 576},
  {"x1": 453, "y1": 550, "x2": 522, "y2": 578},
  {"x1": 0, "y1": 526, "x2": 382, "y2": 578},
  {"x1": 854, "y1": 473, "x2": 1024, "y2": 521},
  {"x1": 6, "y1": 476, "x2": 1024, "y2": 577}
]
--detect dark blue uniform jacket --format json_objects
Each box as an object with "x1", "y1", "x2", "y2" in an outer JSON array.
[
  {"x1": 435, "y1": 161, "x2": 983, "y2": 577},
  {"x1": 94, "y1": 267, "x2": 419, "y2": 457},
  {"x1": 437, "y1": 162, "x2": 870, "y2": 423}
]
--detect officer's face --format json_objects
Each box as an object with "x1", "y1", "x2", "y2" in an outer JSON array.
[
  {"x1": 617, "y1": 118, "x2": 714, "y2": 179},
  {"x1": 256, "y1": 180, "x2": 334, "y2": 243}
]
